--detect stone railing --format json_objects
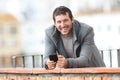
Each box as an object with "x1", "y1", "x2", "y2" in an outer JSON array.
[{"x1": 0, "y1": 67, "x2": 120, "y2": 80}]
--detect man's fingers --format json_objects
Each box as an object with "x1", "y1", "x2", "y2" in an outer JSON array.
[
  {"x1": 58, "y1": 55, "x2": 63, "y2": 58},
  {"x1": 47, "y1": 60, "x2": 56, "y2": 69}
]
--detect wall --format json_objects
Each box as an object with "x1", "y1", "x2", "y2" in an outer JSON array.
[{"x1": 0, "y1": 68, "x2": 120, "y2": 80}]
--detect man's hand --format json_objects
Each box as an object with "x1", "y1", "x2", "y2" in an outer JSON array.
[
  {"x1": 46, "y1": 59, "x2": 56, "y2": 70},
  {"x1": 56, "y1": 55, "x2": 68, "y2": 68}
]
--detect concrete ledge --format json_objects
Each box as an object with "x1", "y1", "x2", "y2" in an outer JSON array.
[
  {"x1": 0, "y1": 68, "x2": 120, "y2": 80},
  {"x1": 0, "y1": 67, "x2": 120, "y2": 74},
  {"x1": 60, "y1": 67, "x2": 120, "y2": 74}
]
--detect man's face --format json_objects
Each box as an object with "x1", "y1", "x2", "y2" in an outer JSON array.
[{"x1": 54, "y1": 12, "x2": 74, "y2": 36}]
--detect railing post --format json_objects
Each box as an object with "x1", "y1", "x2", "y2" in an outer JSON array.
[
  {"x1": 41, "y1": 54, "x2": 43, "y2": 68},
  {"x1": 117, "y1": 49, "x2": 120, "y2": 67},
  {"x1": 12, "y1": 56, "x2": 16, "y2": 68},
  {"x1": 109, "y1": 49, "x2": 112, "y2": 67},
  {"x1": 22, "y1": 56, "x2": 25, "y2": 67},
  {"x1": 32, "y1": 55, "x2": 35, "y2": 68},
  {"x1": 100, "y1": 50, "x2": 104, "y2": 59}
]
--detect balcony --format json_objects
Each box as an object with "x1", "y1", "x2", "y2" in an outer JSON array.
[{"x1": 0, "y1": 49, "x2": 120, "y2": 80}]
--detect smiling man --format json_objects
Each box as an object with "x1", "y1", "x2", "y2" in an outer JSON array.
[{"x1": 44, "y1": 6, "x2": 105, "y2": 70}]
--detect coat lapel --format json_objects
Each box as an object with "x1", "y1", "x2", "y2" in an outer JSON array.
[
  {"x1": 72, "y1": 20, "x2": 81, "y2": 57},
  {"x1": 52, "y1": 28, "x2": 68, "y2": 58}
]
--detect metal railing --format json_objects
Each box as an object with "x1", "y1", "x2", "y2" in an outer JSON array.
[
  {"x1": 12, "y1": 49, "x2": 120, "y2": 68},
  {"x1": 12, "y1": 54, "x2": 43, "y2": 68},
  {"x1": 99, "y1": 49, "x2": 120, "y2": 67}
]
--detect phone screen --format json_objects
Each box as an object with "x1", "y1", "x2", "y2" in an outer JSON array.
[{"x1": 49, "y1": 54, "x2": 58, "y2": 62}]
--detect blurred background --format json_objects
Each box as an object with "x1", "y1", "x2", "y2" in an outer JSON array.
[{"x1": 0, "y1": 0, "x2": 120, "y2": 68}]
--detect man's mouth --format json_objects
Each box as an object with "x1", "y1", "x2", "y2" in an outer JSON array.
[{"x1": 62, "y1": 28, "x2": 68, "y2": 32}]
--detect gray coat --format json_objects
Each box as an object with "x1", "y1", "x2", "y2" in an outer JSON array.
[{"x1": 44, "y1": 20, "x2": 105, "y2": 68}]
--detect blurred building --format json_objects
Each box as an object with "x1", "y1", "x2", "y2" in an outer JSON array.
[
  {"x1": 0, "y1": 13, "x2": 22, "y2": 67},
  {"x1": 0, "y1": 0, "x2": 120, "y2": 67}
]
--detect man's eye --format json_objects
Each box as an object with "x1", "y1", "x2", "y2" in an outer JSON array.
[
  {"x1": 64, "y1": 19, "x2": 68, "y2": 22},
  {"x1": 57, "y1": 21, "x2": 61, "y2": 23}
]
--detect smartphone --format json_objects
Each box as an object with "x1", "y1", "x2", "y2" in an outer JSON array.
[{"x1": 49, "y1": 54, "x2": 58, "y2": 62}]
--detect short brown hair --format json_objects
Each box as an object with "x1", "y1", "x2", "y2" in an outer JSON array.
[{"x1": 53, "y1": 6, "x2": 73, "y2": 22}]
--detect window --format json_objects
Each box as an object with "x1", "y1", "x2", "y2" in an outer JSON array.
[
  {"x1": 7, "y1": 39, "x2": 17, "y2": 48},
  {"x1": 118, "y1": 25, "x2": 120, "y2": 34},
  {"x1": 0, "y1": 40, "x2": 4, "y2": 47},
  {"x1": 10, "y1": 26, "x2": 17, "y2": 35},
  {"x1": 0, "y1": 25, "x2": 3, "y2": 34},
  {"x1": 107, "y1": 25, "x2": 111, "y2": 31}
]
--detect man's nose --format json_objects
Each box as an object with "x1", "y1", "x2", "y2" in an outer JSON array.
[{"x1": 61, "y1": 22, "x2": 65, "y2": 27}]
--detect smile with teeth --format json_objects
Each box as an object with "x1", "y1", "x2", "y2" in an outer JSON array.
[{"x1": 62, "y1": 28, "x2": 68, "y2": 32}]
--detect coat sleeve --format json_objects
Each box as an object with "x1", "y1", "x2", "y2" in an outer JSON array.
[
  {"x1": 67, "y1": 27, "x2": 105, "y2": 68},
  {"x1": 43, "y1": 29, "x2": 56, "y2": 68}
]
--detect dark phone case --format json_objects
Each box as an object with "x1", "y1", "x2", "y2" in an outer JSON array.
[{"x1": 49, "y1": 55, "x2": 58, "y2": 62}]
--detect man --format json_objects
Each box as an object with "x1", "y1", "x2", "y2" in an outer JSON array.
[{"x1": 44, "y1": 6, "x2": 105, "y2": 69}]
